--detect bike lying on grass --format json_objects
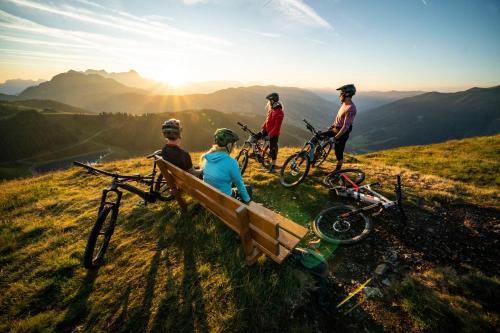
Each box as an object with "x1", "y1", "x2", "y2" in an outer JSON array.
[
  {"x1": 74, "y1": 150, "x2": 172, "y2": 269},
  {"x1": 279, "y1": 119, "x2": 335, "y2": 187},
  {"x1": 312, "y1": 169, "x2": 406, "y2": 245},
  {"x1": 235, "y1": 121, "x2": 273, "y2": 175}
]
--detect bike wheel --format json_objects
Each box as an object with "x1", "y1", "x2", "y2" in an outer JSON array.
[
  {"x1": 261, "y1": 146, "x2": 272, "y2": 169},
  {"x1": 323, "y1": 168, "x2": 365, "y2": 188},
  {"x1": 316, "y1": 142, "x2": 332, "y2": 167},
  {"x1": 153, "y1": 174, "x2": 174, "y2": 201},
  {"x1": 312, "y1": 204, "x2": 372, "y2": 245},
  {"x1": 280, "y1": 152, "x2": 311, "y2": 187},
  {"x1": 236, "y1": 149, "x2": 249, "y2": 175},
  {"x1": 83, "y1": 204, "x2": 118, "y2": 269}
]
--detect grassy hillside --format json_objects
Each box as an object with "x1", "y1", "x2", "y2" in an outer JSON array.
[
  {"x1": 360, "y1": 135, "x2": 500, "y2": 188},
  {"x1": 0, "y1": 104, "x2": 310, "y2": 179},
  {"x1": 0, "y1": 138, "x2": 498, "y2": 332}
]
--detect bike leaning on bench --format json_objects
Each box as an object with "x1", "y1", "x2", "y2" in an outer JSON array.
[
  {"x1": 312, "y1": 169, "x2": 406, "y2": 245},
  {"x1": 235, "y1": 121, "x2": 272, "y2": 175},
  {"x1": 73, "y1": 150, "x2": 173, "y2": 269},
  {"x1": 279, "y1": 119, "x2": 335, "y2": 187}
]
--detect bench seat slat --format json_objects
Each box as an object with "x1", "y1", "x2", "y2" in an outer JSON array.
[{"x1": 278, "y1": 229, "x2": 302, "y2": 251}]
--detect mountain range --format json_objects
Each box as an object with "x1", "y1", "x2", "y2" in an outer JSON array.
[
  {"x1": 0, "y1": 78, "x2": 46, "y2": 95},
  {"x1": 349, "y1": 86, "x2": 500, "y2": 152},
  {"x1": 9, "y1": 71, "x2": 336, "y2": 127}
]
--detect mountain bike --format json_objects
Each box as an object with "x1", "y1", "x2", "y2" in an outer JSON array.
[
  {"x1": 74, "y1": 150, "x2": 173, "y2": 269},
  {"x1": 312, "y1": 169, "x2": 406, "y2": 245},
  {"x1": 235, "y1": 122, "x2": 272, "y2": 175},
  {"x1": 279, "y1": 119, "x2": 335, "y2": 187}
]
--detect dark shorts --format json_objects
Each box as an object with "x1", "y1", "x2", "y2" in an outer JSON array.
[{"x1": 334, "y1": 126, "x2": 352, "y2": 161}]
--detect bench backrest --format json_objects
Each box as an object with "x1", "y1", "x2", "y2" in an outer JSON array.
[{"x1": 155, "y1": 158, "x2": 308, "y2": 264}]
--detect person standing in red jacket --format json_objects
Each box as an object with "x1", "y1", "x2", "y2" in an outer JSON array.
[{"x1": 259, "y1": 92, "x2": 284, "y2": 173}]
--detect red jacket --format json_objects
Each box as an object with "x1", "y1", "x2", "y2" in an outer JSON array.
[{"x1": 262, "y1": 106, "x2": 284, "y2": 137}]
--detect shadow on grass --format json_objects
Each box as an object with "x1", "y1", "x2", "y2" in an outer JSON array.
[{"x1": 56, "y1": 268, "x2": 99, "y2": 331}]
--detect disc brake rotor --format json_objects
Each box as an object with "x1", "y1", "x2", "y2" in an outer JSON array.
[{"x1": 332, "y1": 218, "x2": 351, "y2": 233}]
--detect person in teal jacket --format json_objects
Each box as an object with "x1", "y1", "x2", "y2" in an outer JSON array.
[
  {"x1": 201, "y1": 128, "x2": 251, "y2": 203},
  {"x1": 201, "y1": 128, "x2": 252, "y2": 203}
]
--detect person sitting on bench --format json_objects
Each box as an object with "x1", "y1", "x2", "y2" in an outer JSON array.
[
  {"x1": 161, "y1": 119, "x2": 201, "y2": 177},
  {"x1": 201, "y1": 128, "x2": 252, "y2": 204}
]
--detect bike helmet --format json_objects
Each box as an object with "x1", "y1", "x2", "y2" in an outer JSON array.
[
  {"x1": 214, "y1": 128, "x2": 239, "y2": 147},
  {"x1": 336, "y1": 84, "x2": 356, "y2": 97},
  {"x1": 265, "y1": 92, "x2": 279, "y2": 103},
  {"x1": 162, "y1": 118, "x2": 182, "y2": 139}
]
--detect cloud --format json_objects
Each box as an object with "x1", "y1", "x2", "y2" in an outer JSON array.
[
  {"x1": 4, "y1": 0, "x2": 230, "y2": 49},
  {"x1": 182, "y1": 0, "x2": 211, "y2": 4},
  {"x1": 421, "y1": 0, "x2": 428, "y2": 6},
  {"x1": 270, "y1": 0, "x2": 333, "y2": 29},
  {"x1": 244, "y1": 29, "x2": 281, "y2": 38}
]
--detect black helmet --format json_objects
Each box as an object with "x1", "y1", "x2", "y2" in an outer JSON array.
[
  {"x1": 336, "y1": 84, "x2": 356, "y2": 97},
  {"x1": 162, "y1": 118, "x2": 181, "y2": 139},
  {"x1": 265, "y1": 92, "x2": 279, "y2": 103},
  {"x1": 214, "y1": 128, "x2": 239, "y2": 147}
]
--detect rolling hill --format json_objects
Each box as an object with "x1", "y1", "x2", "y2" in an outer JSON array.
[
  {"x1": 8, "y1": 71, "x2": 337, "y2": 126},
  {"x1": 349, "y1": 86, "x2": 500, "y2": 152},
  {"x1": 0, "y1": 136, "x2": 498, "y2": 332},
  {"x1": 0, "y1": 100, "x2": 310, "y2": 179}
]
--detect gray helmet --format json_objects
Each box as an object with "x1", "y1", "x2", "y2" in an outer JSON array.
[
  {"x1": 162, "y1": 118, "x2": 181, "y2": 139},
  {"x1": 266, "y1": 92, "x2": 279, "y2": 103},
  {"x1": 336, "y1": 84, "x2": 356, "y2": 97}
]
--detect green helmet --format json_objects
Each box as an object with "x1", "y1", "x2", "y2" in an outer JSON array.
[
  {"x1": 214, "y1": 128, "x2": 239, "y2": 147},
  {"x1": 162, "y1": 118, "x2": 181, "y2": 139},
  {"x1": 336, "y1": 84, "x2": 356, "y2": 97}
]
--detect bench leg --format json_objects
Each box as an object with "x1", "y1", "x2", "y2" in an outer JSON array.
[
  {"x1": 245, "y1": 247, "x2": 264, "y2": 265},
  {"x1": 235, "y1": 205, "x2": 258, "y2": 265}
]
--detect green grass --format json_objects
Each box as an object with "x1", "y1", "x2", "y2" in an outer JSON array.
[
  {"x1": 360, "y1": 135, "x2": 500, "y2": 188},
  {"x1": 0, "y1": 139, "x2": 499, "y2": 332},
  {"x1": 390, "y1": 268, "x2": 500, "y2": 332}
]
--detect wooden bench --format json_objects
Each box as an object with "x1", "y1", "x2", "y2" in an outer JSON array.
[{"x1": 155, "y1": 158, "x2": 308, "y2": 265}]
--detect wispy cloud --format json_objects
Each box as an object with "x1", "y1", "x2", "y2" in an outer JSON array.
[
  {"x1": 421, "y1": 0, "x2": 428, "y2": 6},
  {"x1": 269, "y1": 0, "x2": 333, "y2": 29},
  {"x1": 244, "y1": 29, "x2": 281, "y2": 38},
  {"x1": 4, "y1": 0, "x2": 230, "y2": 49}
]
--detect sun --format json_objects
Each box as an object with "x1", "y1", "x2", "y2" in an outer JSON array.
[{"x1": 150, "y1": 67, "x2": 187, "y2": 87}]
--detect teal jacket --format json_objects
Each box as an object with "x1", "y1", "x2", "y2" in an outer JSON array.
[{"x1": 202, "y1": 151, "x2": 251, "y2": 203}]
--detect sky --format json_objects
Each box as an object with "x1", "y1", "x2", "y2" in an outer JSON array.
[{"x1": 0, "y1": 0, "x2": 499, "y2": 91}]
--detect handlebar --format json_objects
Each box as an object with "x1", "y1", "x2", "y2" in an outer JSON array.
[
  {"x1": 146, "y1": 149, "x2": 162, "y2": 159},
  {"x1": 73, "y1": 161, "x2": 144, "y2": 180},
  {"x1": 302, "y1": 119, "x2": 318, "y2": 135},
  {"x1": 237, "y1": 121, "x2": 257, "y2": 136}
]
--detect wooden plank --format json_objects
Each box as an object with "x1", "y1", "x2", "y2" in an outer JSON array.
[
  {"x1": 191, "y1": 188, "x2": 241, "y2": 233},
  {"x1": 249, "y1": 224, "x2": 280, "y2": 256},
  {"x1": 156, "y1": 159, "x2": 187, "y2": 211},
  {"x1": 253, "y1": 243, "x2": 290, "y2": 264},
  {"x1": 248, "y1": 202, "x2": 307, "y2": 239},
  {"x1": 247, "y1": 202, "x2": 279, "y2": 239},
  {"x1": 278, "y1": 229, "x2": 302, "y2": 251},
  {"x1": 235, "y1": 206, "x2": 256, "y2": 261}
]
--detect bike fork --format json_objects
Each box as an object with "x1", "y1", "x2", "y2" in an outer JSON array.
[{"x1": 98, "y1": 188, "x2": 123, "y2": 213}]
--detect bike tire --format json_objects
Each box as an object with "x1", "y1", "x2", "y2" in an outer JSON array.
[
  {"x1": 312, "y1": 204, "x2": 372, "y2": 245},
  {"x1": 236, "y1": 149, "x2": 249, "y2": 175},
  {"x1": 153, "y1": 174, "x2": 174, "y2": 201},
  {"x1": 280, "y1": 152, "x2": 311, "y2": 188},
  {"x1": 316, "y1": 142, "x2": 332, "y2": 167},
  {"x1": 83, "y1": 204, "x2": 118, "y2": 269},
  {"x1": 323, "y1": 168, "x2": 366, "y2": 188},
  {"x1": 261, "y1": 146, "x2": 272, "y2": 169}
]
